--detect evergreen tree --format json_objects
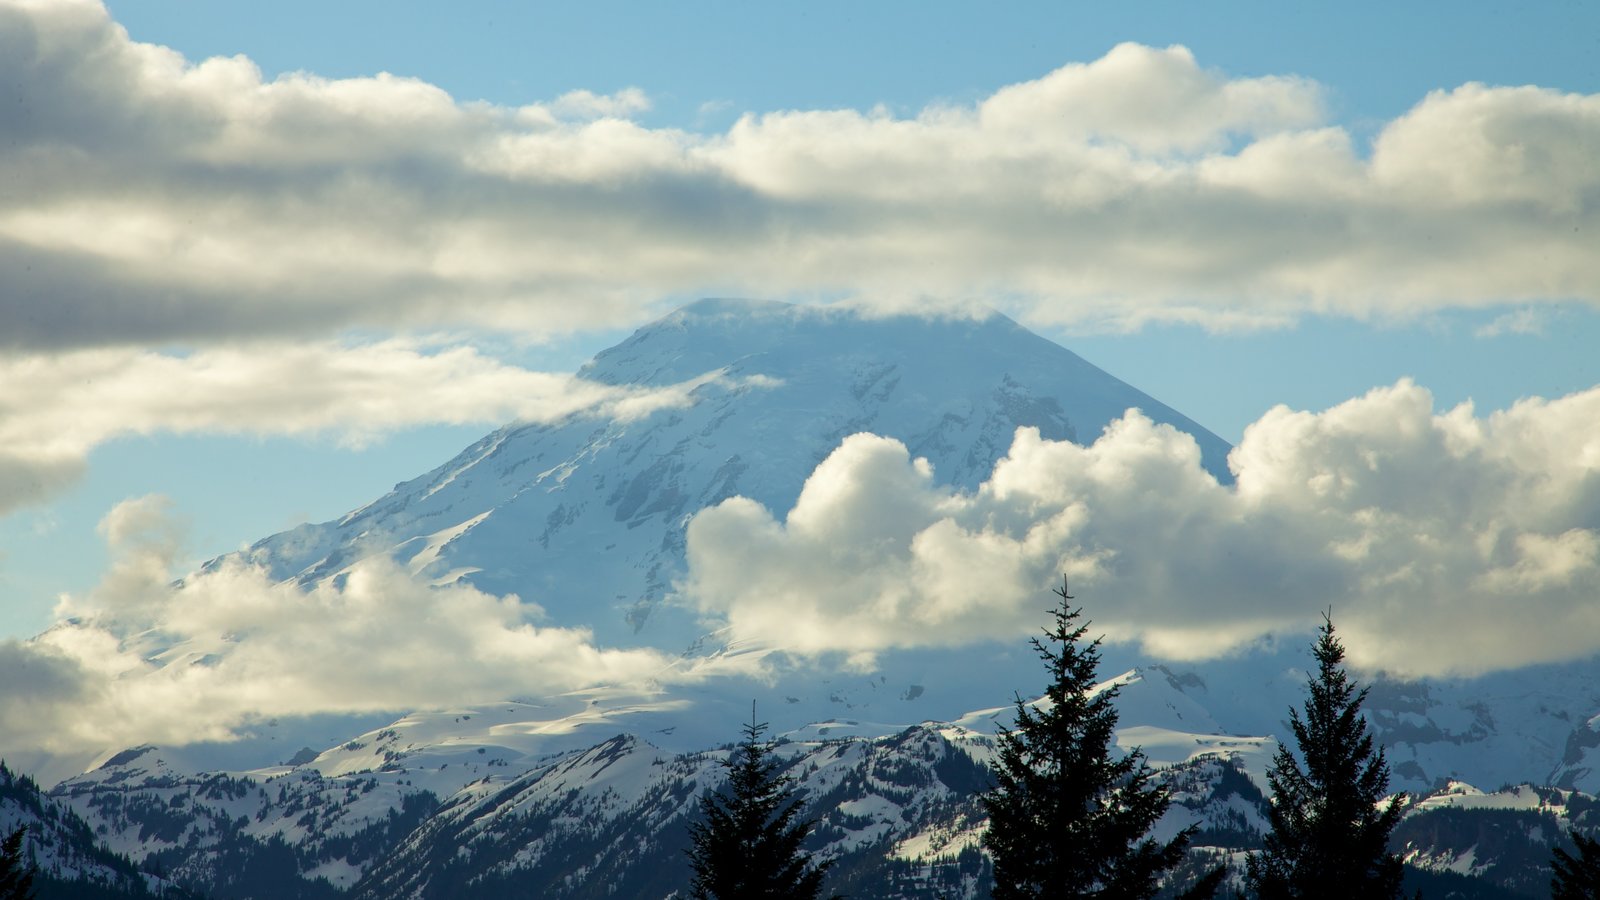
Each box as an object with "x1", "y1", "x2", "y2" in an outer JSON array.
[
  {"x1": 1552, "y1": 830, "x2": 1600, "y2": 900},
  {"x1": 0, "y1": 826, "x2": 36, "y2": 900},
  {"x1": 1177, "y1": 864, "x2": 1228, "y2": 900},
  {"x1": 1245, "y1": 613, "x2": 1404, "y2": 899},
  {"x1": 982, "y1": 580, "x2": 1216, "y2": 899},
  {"x1": 686, "y1": 707, "x2": 835, "y2": 899}
]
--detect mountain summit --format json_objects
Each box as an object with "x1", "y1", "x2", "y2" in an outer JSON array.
[{"x1": 237, "y1": 299, "x2": 1232, "y2": 649}]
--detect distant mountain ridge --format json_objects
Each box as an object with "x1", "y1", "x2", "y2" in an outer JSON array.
[{"x1": 39, "y1": 701, "x2": 1590, "y2": 899}]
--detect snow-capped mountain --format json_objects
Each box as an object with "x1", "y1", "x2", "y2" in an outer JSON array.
[
  {"x1": 49, "y1": 674, "x2": 1273, "y2": 899},
  {"x1": 230, "y1": 299, "x2": 1231, "y2": 651},
  {"x1": 21, "y1": 298, "x2": 1600, "y2": 897}
]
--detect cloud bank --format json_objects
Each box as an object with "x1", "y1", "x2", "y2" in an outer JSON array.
[
  {"x1": 681, "y1": 381, "x2": 1600, "y2": 677},
  {"x1": 2, "y1": 0, "x2": 1597, "y2": 349},
  {"x1": 0, "y1": 495, "x2": 704, "y2": 756},
  {"x1": 4, "y1": 381, "x2": 1595, "y2": 756},
  {"x1": 0, "y1": 341, "x2": 762, "y2": 515}
]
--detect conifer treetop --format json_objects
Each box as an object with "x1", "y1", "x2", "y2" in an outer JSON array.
[
  {"x1": 0, "y1": 826, "x2": 35, "y2": 900},
  {"x1": 982, "y1": 579, "x2": 1207, "y2": 899},
  {"x1": 686, "y1": 705, "x2": 835, "y2": 900},
  {"x1": 1550, "y1": 830, "x2": 1600, "y2": 900},
  {"x1": 1247, "y1": 612, "x2": 1405, "y2": 899}
]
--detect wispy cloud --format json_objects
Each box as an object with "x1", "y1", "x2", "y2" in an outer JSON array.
[
  {"x1": 0, "y1": 341, "x2": 763, "y2": 514},
  {"x1": 1, "y1": 0, "x2": 1596, "y2": 350},
  {"x1": 1475, "y1": 308, "x2": 1547, "y2": 338},
  {"x1": 680, "y1": 382, "x2": 1600, "y2": 677}
]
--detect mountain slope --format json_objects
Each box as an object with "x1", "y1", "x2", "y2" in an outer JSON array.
[
  {"x1": 1, "y1": 761, "x2": 186, "y2": 899},
  {"x1": 50, "y1": 715, "x2": 1586, "y2": 900}
]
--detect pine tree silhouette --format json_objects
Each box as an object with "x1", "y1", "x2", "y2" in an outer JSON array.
[
  {"x1": 1246, "y1": 613, "x2": 1404, "y2": 899},
  {"x1": 0, "y1": 826, "x2": 36, "y2": 900},
  {"x1": 1551, "y1": 830, "x2": 1600, "y2": 900},
  {"x1": 686, "y1": 705, "x2": 836, "y2": 899},
  {"x1": 982, "y1": 579, "x2": 1216, "y2": 899}
]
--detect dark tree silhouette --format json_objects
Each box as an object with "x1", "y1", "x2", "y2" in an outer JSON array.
[
  {"x1": 982, "y1": 580, "x2": 1217, "y2": 899},
  {"x1": 1246, "y1": 613, "x2": 1404, "y2": 899},
  {"x1": 1179, "y1": 863, "x2": 1228, "y2": 900},
  {"x1": 686, "y1": 706, "x2": 835, "y2": 899},
  {"x1": 0, "y1": 826, "x2": 35, "y2": 900},
  {"x1": 1552, "y1": 830, "x2": 1600, "y2": 900}
]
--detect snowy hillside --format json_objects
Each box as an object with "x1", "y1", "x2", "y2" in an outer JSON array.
[
  {"x1": 0, "y1": 761, "x2": 182, "y2": 898},
  {"x1": 50, "y1": 691, "x2": 1269, "y2": 900},
  {"x1": 44, "y1": 704, "x2": 1594, "y2": 899}
]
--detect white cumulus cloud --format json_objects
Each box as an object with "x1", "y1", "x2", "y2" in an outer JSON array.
[
  {"x1": 680, "y1": 381, "x2": 1600, "y2": 677},
  {"x1": 0, "y1": 0, "x2": 1595, "y2": 349},
  {"x1": 0, "y1": 495, "x2": 714, "y2": 756}
]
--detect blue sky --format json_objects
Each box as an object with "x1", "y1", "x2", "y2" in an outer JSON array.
[
  {"x1": 0, "y1": 0, "x2": 1597, "y2": 642},
  {"x1": 99, "y1": 1, "x2": 1595, "y2": 131}
]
